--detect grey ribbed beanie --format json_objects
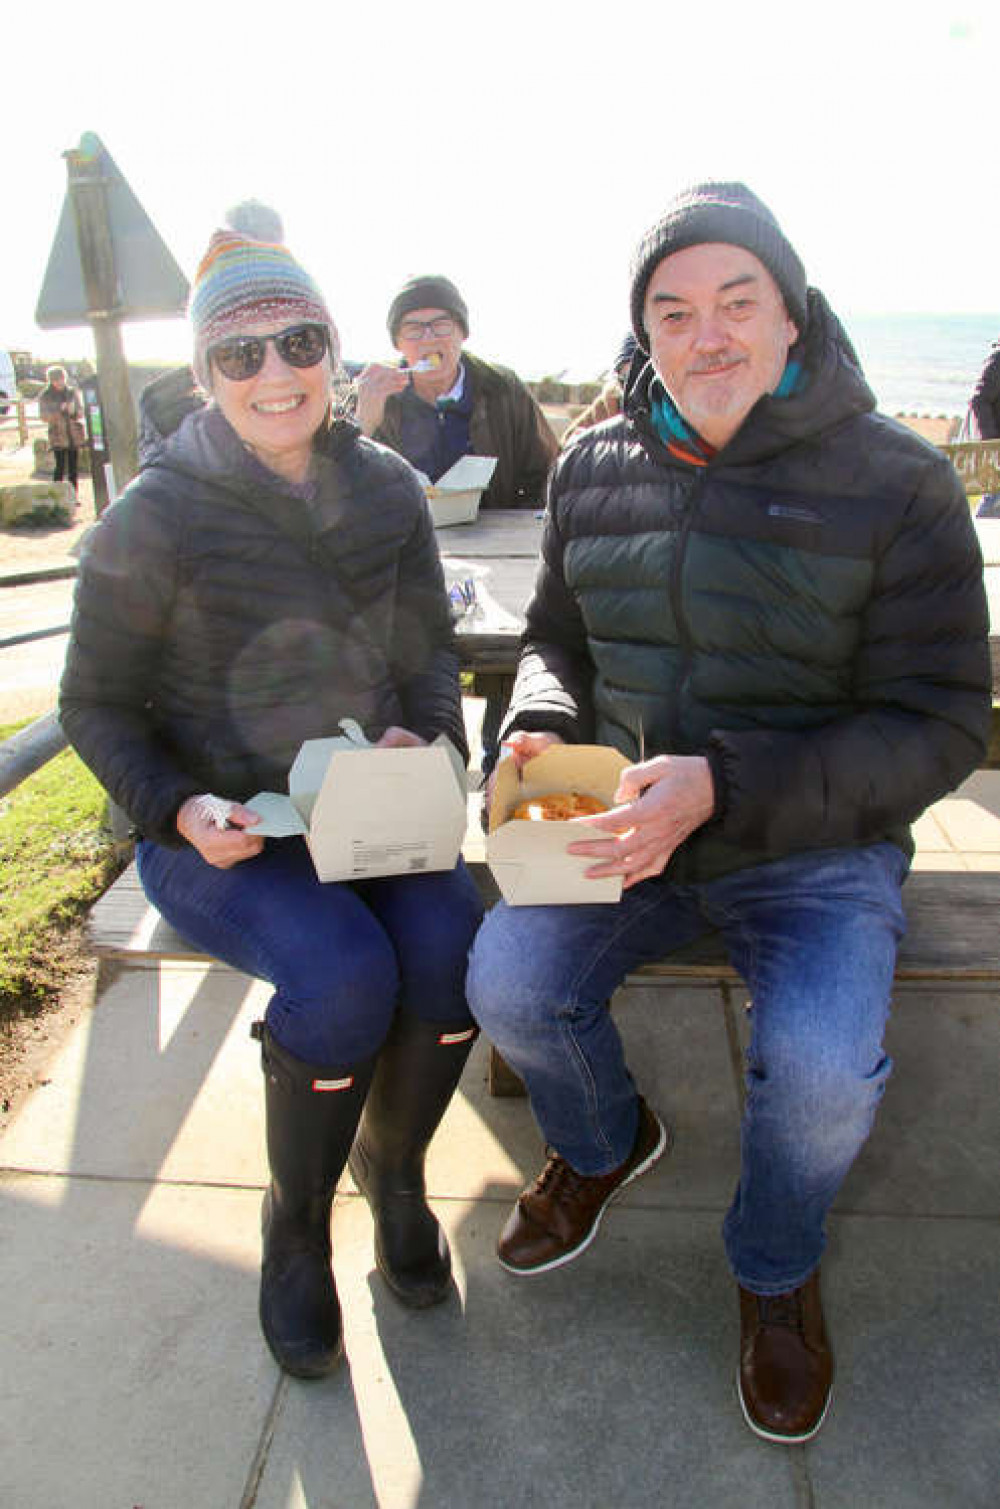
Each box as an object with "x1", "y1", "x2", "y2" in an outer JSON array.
[
  {"x1": 630, "y1": 181, "x2": 807, "y2": 349},
  {"x1": 387, "y1": 275, "x2": 470, "y2": 343}
]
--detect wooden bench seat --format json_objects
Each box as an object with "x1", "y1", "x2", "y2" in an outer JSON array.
[{"x1": 89, "y1": 854, "x2": 1000, "y2": 1096}]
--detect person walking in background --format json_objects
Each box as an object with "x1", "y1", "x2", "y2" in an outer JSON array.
[
  {"x1": 60, "y1": 204, "x2": 484, "y2": 1381},
  {"x1": 965, "y1": 336, "x2": 1000, "y2": 515},
  {"x1": 38, "y1": 364, "x2": 84, "y2": 495},
  {"x1": 467, "y1": 181, "x2": 990, "y2": 1444},
  {"x1": 354, "y1": 274, "x2": 558, "y2": 509}
]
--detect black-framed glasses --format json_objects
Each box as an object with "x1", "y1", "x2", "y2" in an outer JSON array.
[
  {"x1": 208, "y1": 323, "x2": 329, "y2": 382},
  {"x1": 397, "y1": 315, "x2": 457, "y2": 341}
]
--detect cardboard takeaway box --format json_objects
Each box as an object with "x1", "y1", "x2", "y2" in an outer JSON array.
[
  {"x1": 247, "y1": 720, "x2": 467, "y2": 883},
  {"x1": 487, "y1": 744, "x2": 631, "y2": 906},
  {"x1": 425, "y1": 455, "x2": 497, "y2": 528}
]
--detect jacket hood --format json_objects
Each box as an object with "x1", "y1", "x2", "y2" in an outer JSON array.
[{"x1": 626, "y1": 287, "x2": 877, "y2": 466}]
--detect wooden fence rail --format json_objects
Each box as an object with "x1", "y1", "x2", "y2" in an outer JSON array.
[{"x1": 0, "y1": 711, "x2": 68, "y2": 800}]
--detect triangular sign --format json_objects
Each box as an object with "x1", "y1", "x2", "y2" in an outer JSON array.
[{"x1": 36, "y1": 132, "x2": 189, "y2": 329}]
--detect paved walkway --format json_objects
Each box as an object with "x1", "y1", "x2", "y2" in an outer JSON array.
[{"x1": 2, "y1": 781, "x2": 999, "y2": 1506}]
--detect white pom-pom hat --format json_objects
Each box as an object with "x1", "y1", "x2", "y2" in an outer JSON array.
[{"x1": 189, "y1": 200, "x2": 340, "y2": 386}]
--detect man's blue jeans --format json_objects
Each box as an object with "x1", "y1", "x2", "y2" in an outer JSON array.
[
  {"x1": 137, "y1": 837, "x2": 484, "y2": 1065},
  {"x1": 466, "y1": 842, "x2": 907, "y2": 1294}
]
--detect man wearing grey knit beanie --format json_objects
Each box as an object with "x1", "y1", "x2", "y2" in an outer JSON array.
[
  {"x1": 467, "y1": 181, "x2": 990, "y2": 1444},
  {"x1": 354, "y1": 272, "x2": 558, "y2": 511}
]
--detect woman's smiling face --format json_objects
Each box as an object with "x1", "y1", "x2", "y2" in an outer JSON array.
[{"x1": 208, "y1": 319, "x2": 332, "y2": 483}]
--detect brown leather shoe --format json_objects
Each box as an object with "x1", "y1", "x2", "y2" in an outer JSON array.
[
  {"x1": 498, "y1": 1097, "x2": 670, "y2": 1274},
  {"x1": 738, "y1": 1269, "x2": 834, "y2": 1443}
]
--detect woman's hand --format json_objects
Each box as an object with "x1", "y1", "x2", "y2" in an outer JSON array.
[
  {"x1": 355, "y1": 363, "x2": 411, "y2": 436},
  {"x1": 566, "y1": 754, "x2": 716, "y2": 889},
  {"x1": 375, "y1": 726, "x2": 427, "y2": 748},
  {"x1": 176, "y1": 795, "x2": 264, "y2": 869}
]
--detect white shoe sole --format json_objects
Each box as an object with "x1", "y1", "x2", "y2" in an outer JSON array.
[
  {"x1": 498, "y1": 1111, "x2": 672, "y2": 1277},
  {"x1": 736, "y1": 1370, "x2": 832, "y2": 1444}
]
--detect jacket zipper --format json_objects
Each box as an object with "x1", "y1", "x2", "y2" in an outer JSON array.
[
  {"x1": 666, "y1": 468, "x2": 709, "y2": 750},
  {"x1": 630, "y1": 404, "x2": 710, "y2": 751}
]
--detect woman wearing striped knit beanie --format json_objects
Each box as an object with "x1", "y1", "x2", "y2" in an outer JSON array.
[{"x1": 60, "y1": 203, "x2": 484, "y2": 1379}]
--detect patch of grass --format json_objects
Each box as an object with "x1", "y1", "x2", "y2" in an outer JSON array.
[{"x1": 0, "y1": 719, "x2": 126, "y2": 1017}]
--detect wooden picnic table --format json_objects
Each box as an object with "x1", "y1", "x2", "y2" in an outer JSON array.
[{"x1": 437, "y1": 510, "x2": 544, "y2": 675}]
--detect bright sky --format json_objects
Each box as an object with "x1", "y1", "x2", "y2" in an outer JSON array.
[{"x1": 4, "y1": 0, "x2": 998, "y2": 381}]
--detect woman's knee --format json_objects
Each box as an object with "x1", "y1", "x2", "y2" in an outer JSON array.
[{"x1": 268, "y1": 936, "x2": 400, "y2": 1064}]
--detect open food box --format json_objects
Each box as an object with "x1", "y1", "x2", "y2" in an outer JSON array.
[
  {"x1": 247, "y1": 720, "x2": 467, "y2": 882},
  {"x1": 425, "y1": 455, "x2": 497, "y2": 528},
  {"x1": 486, "y1": 743, "x2": 631, "y2": 905}
]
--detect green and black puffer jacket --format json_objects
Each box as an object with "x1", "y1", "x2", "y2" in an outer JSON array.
[{"x1": 505, "y1": 290, "x2": 992, "y2": 882}]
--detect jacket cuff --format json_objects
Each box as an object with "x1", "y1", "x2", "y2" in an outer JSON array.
[{"x1": 703, "y1": 743, "x2": 729, "y2": 824}]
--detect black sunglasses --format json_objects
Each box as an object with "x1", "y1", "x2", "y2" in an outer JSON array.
[{"x1": 208, "y1": 322, "x2": 329, "y2": 382}]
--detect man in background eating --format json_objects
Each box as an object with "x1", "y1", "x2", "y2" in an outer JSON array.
[{"x1": 354, "y1": 274, "x2": 557, "y2": 509}]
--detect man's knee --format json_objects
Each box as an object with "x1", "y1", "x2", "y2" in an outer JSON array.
[
  {"x1": 748, "y1": 1030, "x2": 892, "y2": 1131},
  {"x1": 467, "y1": 910, "x2": 557, "y2": 1037}
]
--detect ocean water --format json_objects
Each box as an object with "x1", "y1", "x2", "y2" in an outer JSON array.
[{"x1": 843, "y1": 312, "x2": 999, "y2": 418}]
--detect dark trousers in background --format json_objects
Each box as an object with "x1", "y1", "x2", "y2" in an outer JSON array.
[{"x1": 53, "y1": 447, "x2": 79, "y2": 490}]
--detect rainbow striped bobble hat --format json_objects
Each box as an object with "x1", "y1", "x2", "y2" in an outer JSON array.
[{"x1": 189, "y1": 201, "x2": 339, "y2": 386}]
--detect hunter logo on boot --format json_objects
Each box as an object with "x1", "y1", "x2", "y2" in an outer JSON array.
[{"x1": 311, "y1": 1076, "x2": 355, "y2": 1092}]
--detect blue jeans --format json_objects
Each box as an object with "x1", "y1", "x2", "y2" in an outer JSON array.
[
  {"x1": 466, "y1": 843, "x2": 907, "y2": 1294},
  {"x1": 137, "y1": 837, "x2": 484, "y2": 1065}
]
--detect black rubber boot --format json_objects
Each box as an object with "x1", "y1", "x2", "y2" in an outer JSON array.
[
  {"x1": 255, "y1": 1022, "x2": 376, "y2": 1379},
  {"x1": 349, "y1": 1013, "x2": 478, "y2": 1308}
]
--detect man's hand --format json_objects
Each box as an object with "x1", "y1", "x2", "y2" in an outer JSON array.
[
  {"x1": 567, "y1": 754, "x2": 716, "y2": 889},
  {"x1": 484, "y1": 729, "x2": 565, "y2": 810},
  {"x1": 176, "y1": 796, "x2": 264, "y2": 869},
  {"x1": 355, "y1": 362, "x2": 411, "y2": 436},
  {"x1": 375, "y1": 726, "x2": 426, "y2": 748}
]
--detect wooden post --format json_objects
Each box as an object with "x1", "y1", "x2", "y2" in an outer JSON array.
[
  {"x1": 16, "y1": 398, "x2": 28, "y2": 449},
  {"x1": 64, "y1": 144, "x2": 138, "y2": 506}
]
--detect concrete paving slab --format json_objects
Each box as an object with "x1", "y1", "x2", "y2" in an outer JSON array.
[
  {"x1": 911, "y1": 805, "x2": 953, "y2": 854},
  {"x1": 811, "y1": 1215, "x2": 1000, "y2": 1508},
  {"x1": 910, "y1": 848, "x2": 977, "y2": 871},
  {"x1": 0, "y1": 961, "x2": 271, "y2": 1187},
  {"x1": 930, "y1": 771, "x2": 1000, "y2": 854},
  {"x1": 840, "y1": 988, "x2": 1000, "y2": 1217},
  {"x1": 0, "y1": 1174, "x2": 276, "y2": 1509},
  {"x1": 256, "y1": 1203, "x2": 802, "y2": 1509}
]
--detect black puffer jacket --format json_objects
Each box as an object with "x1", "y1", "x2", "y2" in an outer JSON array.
[
  {"x1": 60, "y1": 405, "x2": 467, "y2": 846},
  {"x1": 505, "y1": 290, "x2": 991, "y2": 882}
]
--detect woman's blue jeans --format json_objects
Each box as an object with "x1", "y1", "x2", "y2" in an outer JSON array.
[
  {"x1": 136, "y1": 837, "x2": 484, "y2": 1065},
  {"x1": 466, "y1": 842, "x2": 907, "y2": 1294}
]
